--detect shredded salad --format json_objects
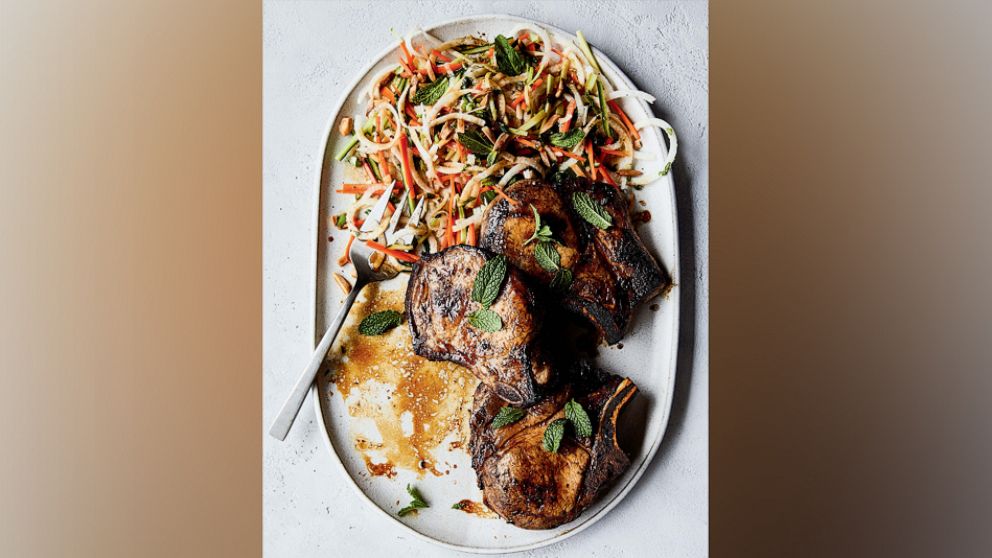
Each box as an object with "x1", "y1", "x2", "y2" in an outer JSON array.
[{"x1": 331, "y1": 27, "x2": 677, "y2": 272}]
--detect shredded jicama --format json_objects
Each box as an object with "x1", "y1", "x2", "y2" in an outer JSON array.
[{"x1": 330, "y1": 26, "x2": 677, "y2": 273}]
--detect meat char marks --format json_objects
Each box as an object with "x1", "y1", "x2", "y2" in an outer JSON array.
[
  {"x1": 480, "y1": 176, "x2": 669, "y2": 344},
  {"x1": 406, "y1": 245, "x2": 552, "y2": 406},
  {"x1": 469, "y1": 364, "x2": 638, "y2": 529}
]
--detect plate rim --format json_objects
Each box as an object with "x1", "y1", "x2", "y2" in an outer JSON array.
[{"x1": 306, "y1": 14, "x2": 681, "y2": 554}]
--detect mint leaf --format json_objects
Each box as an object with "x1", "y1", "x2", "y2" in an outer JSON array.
[
  {"x1": 542, "y1": 418, "x2": 567, "y2": 453},
  {"x1": 494, "y1": 34, "x2": 527, "y2": 76},
  {"x1": 523, "y1": 204, "x2": 554, "y2": 246},
  {"x1": 564, "y1": 399, "x2": 593, "y2": 437},
  {"x1": 549, "y1": 129, "x2": 585, "y2": 149},
  {"x1": 491, "y1": 406, "x2": 526, "y2": 429},
  {"x1": 571, "y1": 191, "x2": 612, "y2": 229},
  {"x1": 468, "y1": 308, "x2": 502, "y2": 332},
  {"x1": 549, "y1": 268, "x2": 573, "y2": 291},
  {"x1": 533, "y1": 241, "x2": 561, "y2": 273},
  {"x1": 451, "y1": 502, "x2": 466, "y2": 510},
  {"x1": 397, "y1": 484, "x2": 429, "y2": 516},
  {"x1": 412, "y1": 77, "x2": 448, "y2": 105},
  {"x1": 358, "y1": 310, "x2": 402, "y2": 335},
  {"x1": 457, "y1": 129, "x2": 494, "y2": 157},
  {"x1": 471, "y1": 254, "x2": 507, "y2": 308}
]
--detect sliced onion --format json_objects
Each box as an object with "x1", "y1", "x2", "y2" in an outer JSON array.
[
  {"x1": 510, "y1": 25, "x2": 553, "y2": 76},
  {"x1": 453, "y1": 210, "x2": 484, "y2": 232},
  {"x1": 408, "y1": 130, "x2": 436, "y2": 180},
  {"x1": 608, "y1": 89, "x2": 656, "y2": 103},
  {"x1": 563, "y1": 48, "x2": 586, "y2": 88},
  {"x1": 559, "y1": 157, "x2": 580, "y2": 172},
  {"x1": 511, "y1": 155, "x2": 544, "y2": 174},
  {"x1": 367, "y1": 65, "x2": 400, "y2": 101},
  {"x1": 461, "y1": 160, "x2": 510, "y2": 203},
  {"x1": 497, "y1": 162, "x2": 529, "y2": 188},
  {"x1": 357, "y1": 102, "x2": 403, "y2": 153},
  {"x1": 428, "y1": 112, "x2": 487, "y2": 129},
  {"x1": 422, "y1": 88, "x2": 472, "y2": 136},
  {"x1": 634, "y1": 117, "x2": 678, "y2": 177}
]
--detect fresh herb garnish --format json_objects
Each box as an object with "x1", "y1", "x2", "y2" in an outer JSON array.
[
  {"x1": 480, "y1": 190, "x2": 498, "y2": 204},
  {"x1": 486, "y1": 148, "x2": 499, "y2": 167},
  {"x1": 523, "y1": 204, "x2": 554, "y2": 246},
  {"x1": 334, "y1": 213, "x2": 347, "y2": 228},
  {"x1": 572, "y1": 191, "x2": 612, "y2": 229},
  {"x1": 533, "y1": 241, "x2": 561, "y2": 273},
  {"x1": 397, "y1": 484, "x2": 429, "y2": 516},
  {"x1": 564, "y1": 399, "x2": 593, "y2": 437},
  {"x1": 494, "y1": 34, "x2": 527, "y2": 76},
  {"x1": 549, "y1": 129, "x2": 585, "y2": 149},
  {"x1": 457, "y1": 130, "x2": 494, "y2": 157},
  {"x1": 358, "y1": 310, "x2": 403, "y2": 336},
  {"x1": 467, "y1": 308, "x2": 503, "y2": 332},
  {"x1": 470, "y1": 254, "x2": 507, "y2": 309},
  {"x1": 451, "y1": 502, "x2": 466, "y2": 510},
  {"x1": 457, "y1": 43, "x2": 493, "y2": 56},
  {"x1": 549, "y1": 268, "x2": 573, "y2": 291},
  {"x1": 412, "y1": 77, "x2": 449, "y2": 105},
  {"x1": 542, "y1": 418, "x2": 568, "y2": 453},
  {"x1": 596, "y1": 80, "x2": 611, "y2": 137},
  {"x1": 491, "y1": 405, "x2": 526, "y2": 429}
]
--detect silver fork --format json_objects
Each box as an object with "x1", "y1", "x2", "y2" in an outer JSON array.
[{"x1": 269, "y1": 185, "x2": 399, "y2": 441}]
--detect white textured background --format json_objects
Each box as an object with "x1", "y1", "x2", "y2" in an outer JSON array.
[{"x1": 263, "y1": 1, "x2": 708, "y2": 556}]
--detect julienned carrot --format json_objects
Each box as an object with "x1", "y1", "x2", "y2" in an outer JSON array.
[
  {"x1": 599, "y1": 147, "x2": 626, "y2": 157},
  {"x1": 381, "y1": 86, "x2": 396, "y2": 104},
  {"x1": 438, "y1": 61, "x2": 463, "y2": 73},
  {"x1": 479, "y1": 185, "x2": 519, "y2": 206},
  {"x1": 362, "y1": 160, "x2": 377, "y2": 182},
  {"x1": 375, "y1": 151, "x2": 392, "y2": 182},
  {"x1": 599, "y1": 165, "x2": 618, "y2": 187},
  {"x1": 432, "y1": 49, "x2": 452, "y2": 62},
  {"x1": 398, "y1": 133, "x2": 416, "y2": 200},
  {"x1": 365, "y1": 240, "x2": 419, "y2": 263},
  {"x1": 607, "y1": 100, "x2": 641, "y2": 142},
  {"x1": 466, "y1": 223, "x2": 477, "y2": 246},
  {"x1": 336, "y1": 184, "x2": 386, "y2": 195},
  {"x1": 559, "y1": 99, "x2": 576, "y2": 132},
  {"x1": 515, "y1": 137, "x2": 541, "y2": 149},
  {"x1": 511, "y1": 94, "x2": 526, "y2": 108},
  {"x1": 340, "y1": 234, "x2": 355, "y2": 264},
  {"x1": 445, "y1": 184, "x2": 456, "y2": 248},
  {"x1": 586, "y1": 140, "x2": 596, "y2": 174},
  {"x1": 550, "y1": 146, "x2": 584, "y2": 161},
  {"x1": 594, "y1": 149, "x2": 619, "y2": 188},
  {"x1": 399, "y1": 41, "x2": 414, "y2": 66}
]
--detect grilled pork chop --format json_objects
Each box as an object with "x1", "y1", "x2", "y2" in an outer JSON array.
[
  {"x1": 469, "y1": 363, "x2": 638, "y2": 529},
  {"x1": 406, "y1": 245, "x2": 552, "y2": 406},
  {"x1": 480, "y1": 176, "x2": 668, "y2": 344}
]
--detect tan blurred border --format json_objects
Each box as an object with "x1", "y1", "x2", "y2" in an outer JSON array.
[
  {"x1": 0, "y1": 1, "x2": 261, "y2": 556},
  {"x1": 712, "y1": 0, "x2": 992, "y2": 556}
]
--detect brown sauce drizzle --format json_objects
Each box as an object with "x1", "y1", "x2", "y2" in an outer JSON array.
[
  {"x1": 328, "y1": 283, "x2": 478, "y2": 478},
  {"x1": 453, "y1": 499, "x2": 499, "y2": 518}
]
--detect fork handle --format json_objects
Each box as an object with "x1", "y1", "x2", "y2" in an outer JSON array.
[{"x1": 268, "y1": 280, "x2": 365, "y2": 441}]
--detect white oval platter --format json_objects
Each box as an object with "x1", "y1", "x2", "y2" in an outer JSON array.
[{"x1": 309, "y1": 14, "x2": 680, "y2": 554}]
